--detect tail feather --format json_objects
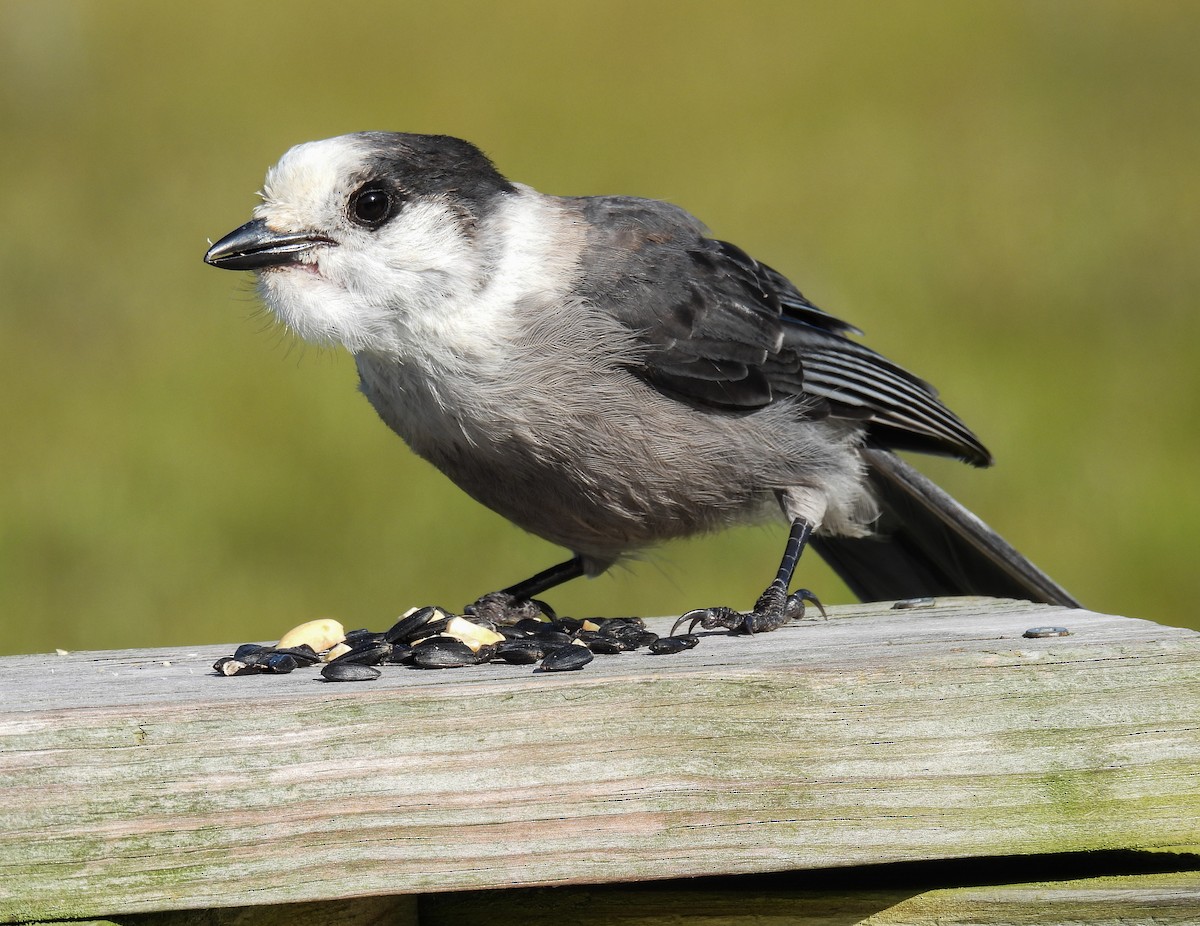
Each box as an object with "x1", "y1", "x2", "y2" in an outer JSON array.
[{"x1": 811, "y1": 449, "x2": 1080, "y2": 607}]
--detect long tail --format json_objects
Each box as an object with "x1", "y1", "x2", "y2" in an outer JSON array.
[{"x1": 810, "y1": 448, "x2": 1080, "y2": 607}]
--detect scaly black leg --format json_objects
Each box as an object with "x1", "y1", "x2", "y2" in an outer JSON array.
[{"x1": 673, "y1": 518, "x2": 826, "y2": 635}]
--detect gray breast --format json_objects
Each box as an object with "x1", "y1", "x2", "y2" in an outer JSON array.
[{"x1": 354, "y1": 300, "x2": 870, "y2": 562}]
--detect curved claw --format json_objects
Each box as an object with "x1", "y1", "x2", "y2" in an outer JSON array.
[
  {"x1": 670, "y1": 612, "x2": 700, "y2": 635},
  {"x1": 672, "y1": 606, "x2": 745, "y2": 635},
  {"x1": 673, "y1": 588, "x2": 827, "y2": 637},
  {"x1": 785, "y1": 588, "x2": 827, "y2": 622}
]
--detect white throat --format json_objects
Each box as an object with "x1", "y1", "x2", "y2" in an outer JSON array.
[{"x1": 256, "y1": 183, "x2": 582, "y2": 366}]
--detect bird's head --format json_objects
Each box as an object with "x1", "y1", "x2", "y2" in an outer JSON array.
[{"x1": 205, "y1": 133, "x2": 516, "y2": 355}]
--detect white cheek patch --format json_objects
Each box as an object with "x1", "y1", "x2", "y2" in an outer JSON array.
[
  {"x1": 261, "y1": 198, "x2": 488, "y2": 357},
  {"x1": 336, "y1": 200, "x2": 478, "y2": 307},
  {"x1": 244, "y1": 137, "x2": 585, "y2": 364}
]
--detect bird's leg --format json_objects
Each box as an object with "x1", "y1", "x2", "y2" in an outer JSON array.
[
  {"x1": 464, "y1": 555, "x2": 585, "y2": 623},
  {"x1": 674, "y1": 518, "x2": 825, "y2": 635}
]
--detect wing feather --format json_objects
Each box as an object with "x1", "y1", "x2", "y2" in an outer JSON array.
[{"x1": 571, "y1": 195, "x2": 991, "y2": 465}]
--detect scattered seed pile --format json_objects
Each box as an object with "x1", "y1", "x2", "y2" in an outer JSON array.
[{"x1": 213, "y1": 607, "x2": 700, "y2": 681}]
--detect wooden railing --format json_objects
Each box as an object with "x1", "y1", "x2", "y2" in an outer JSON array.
[{"x1": 2, "y1": 598, "x2": 1197, "y2": 924}]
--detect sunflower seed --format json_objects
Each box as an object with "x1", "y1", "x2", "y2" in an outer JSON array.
[
  {"x1": 384, "y1": 606, "x2": 441, "y2": 644},
  {"x1": 213, "y1": 657, "x2": 255, "y2": 677},
  {"x1": 410, "y1": 636, "x2": 480, "y2": 669},
  {"x1": 320, "y1": 662, "x2": 381, "y2": 682},
  {"x1": 330, "y1": 640, "x2": 392, "y2": 666},
  {"x1": 649, "y1": 636, "x2": 690, "y2": 655},
  {"x1": 274, "y1": 644, "x2": 321, "y2": 665},
  {"x1": 495, "y1": 639, "x2": 546, "y2": 664},
  {"x1": 263, "y1": 652, "x2": 299, "y2": 673},
  {"x1": 539, "y1": 644, "x2": 594, "y2": 672}
]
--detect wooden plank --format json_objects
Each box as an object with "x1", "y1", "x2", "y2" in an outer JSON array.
[
  {"x1": 17, "y1": 911, "x2": 404, "y2": 926},
  {"x1": 1, "y1": 599, "x2": 1198, "y2": 922},
  {"x1": 418, "y1": 870, "x2": 1200, "y2": 926},
  {"x1": 18, "y1": 868, "x2": 1200, "y2": 925},
  {"x1": 417, "y1": 869, "x2": 1200, "y2": 926},
  {"x1": 18, "y1": 894, "x2": 417, "y2": 926}
]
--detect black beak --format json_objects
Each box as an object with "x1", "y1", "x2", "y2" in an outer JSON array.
[{"x1": 204, "y1": 218, "x2": 334, "y2": 271}]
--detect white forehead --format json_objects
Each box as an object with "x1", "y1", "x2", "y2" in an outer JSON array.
[{"x1": 255, "y1": 135, "x2": 370, "y2": 225}]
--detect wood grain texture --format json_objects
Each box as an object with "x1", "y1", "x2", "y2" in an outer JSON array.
[
  {"x1": 1, "y1": 598, "x2": 1198, "y2": 922},
  {"x1": 18, "y1": 895, "x2": 416, "y2": 926}
]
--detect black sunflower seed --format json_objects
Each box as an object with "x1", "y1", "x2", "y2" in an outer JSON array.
[
  {"x1": 648, "y1": 636, "x2": 691, "y2": 655},
  {"x1": 598, "y1": 617, "x2": 645, "y2": 632},
  {"x1": 495, "y1": 639, "x2": 546, "y2": 664},
  {"x1": 274, "y1": 644, "x2": 321, "y2": 665},
  {"x1": 213, "y1": 656, "x2": 256, "y2": 676},
  {"x1": 384, "y1": 606, "x2": 439, "y2": 644},
  {"x1": 598, "y1": 621, "x2": 646, "y2": 642},
  {"x1": 387, "y1": 642, "x2": 414, "y2": 664},
  {"x1": 539, "y1": 645, "x2": 594, "y2": 672},
  {"x1": 630, "y1": 631, "x2": 660, "y2": 649},
  {"x1": 330, "y1": 640, "x2": 392, "y2": 666},
  {"x1": 514, "y1": 618, "x2": 553, "y2": 635},
  {"x1": 584, "y1": 636, "x2": 625, "y2": 655},
  {"x1": 420, "y1": 615, "x2": 456, "y2": 638},
  {"x1": 237, "y1": 650, "x2": 278, "y2": 668},
  {"x1": 531, "y1": 629, "x2": 574, "y2": 648},
  {"x1": 233, "y1": 643, "x2": 271, "y2": 660},
  {"x1": 321, "y1": 662, "x2": 381, "y2": 682},
  {"x1": 410, "y1": 636, "x2": 479, "y2": 669},
  {"x1": 263, "y1": 652, "x2": 298, "y2": 673}
]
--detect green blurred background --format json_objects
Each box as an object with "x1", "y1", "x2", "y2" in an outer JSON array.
[{"x1": 2, "y1": 1, "x2": 1197, "y2": 655}]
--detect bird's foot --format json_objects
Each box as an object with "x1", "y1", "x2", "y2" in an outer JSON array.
[
  {"x1": 673, "y1": 582, "x2": 825, "y2": 635},
  {"x1": 464, "y1": 591, "x2": 557, "y2": 625}
]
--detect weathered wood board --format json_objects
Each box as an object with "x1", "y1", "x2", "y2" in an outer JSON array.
[
  {"x1": 422, "y1": 869, "x2": 1200, "y2": 926},
  {"x1": 1, "y1": 598, "x2": 1197, "y2": 923},
  {"x1": 17, "y1": 868, "x2": 1200, "y2": 926}
]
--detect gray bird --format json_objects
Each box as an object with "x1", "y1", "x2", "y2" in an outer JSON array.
[{"x1": 204, "y1": 132, "x2": 1078, "y2": 632}]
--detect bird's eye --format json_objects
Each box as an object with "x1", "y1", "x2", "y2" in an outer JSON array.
[{"x1": 348, "y1": 183, "x2": 397, "y2": 229}]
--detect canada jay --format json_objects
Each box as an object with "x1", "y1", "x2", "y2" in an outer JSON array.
[{"x1": 205, "y1": 132, "x2": 1077, "y2": 632}]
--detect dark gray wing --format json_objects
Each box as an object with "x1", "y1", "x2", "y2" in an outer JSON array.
[{"x1": 572, "y1": 196, "x2": 992, "y2": 466}]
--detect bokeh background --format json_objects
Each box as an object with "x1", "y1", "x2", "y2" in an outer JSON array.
[{"x1": 2, "y1": 1, "x2": 1197, "y2": 655}]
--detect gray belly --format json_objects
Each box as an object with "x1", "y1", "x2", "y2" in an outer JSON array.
[{"x1": 354, "y1": 349, "x2": 865, "y2": 560}]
